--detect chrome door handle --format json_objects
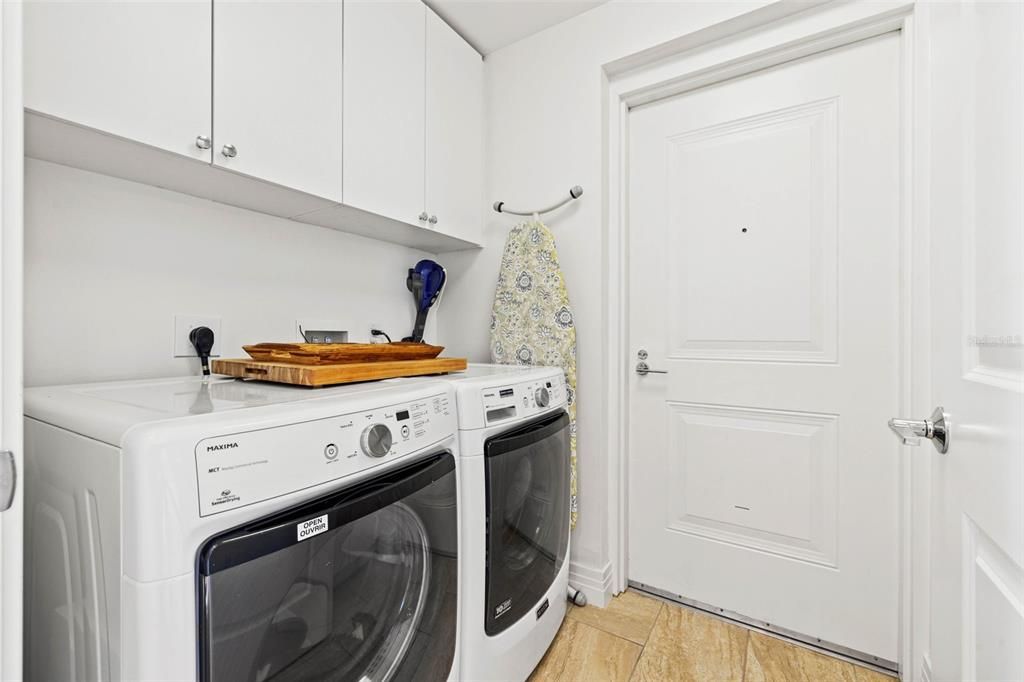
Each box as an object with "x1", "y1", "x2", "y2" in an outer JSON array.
[
  {"x1": 221, "y1": 144, "x2": 237, "y2": 158},
  {"x1": 0, "y1": 450, "x2": 15, "y2": 512},
  {"x1": 888, "y1": 406, "x2": 950, "y2": 453},
  {"x1": 418, "y1": 212, "x2": 429, "y2": 222},
  {"x1": 195, "y1": 135, "x2": 211, "y2": 150},
  {"x1": 635, "y1": 361, "x2": 667, "y2": 376},
  {"x1": 428, "y1": 215, "x2": 438, "y2": 225}
]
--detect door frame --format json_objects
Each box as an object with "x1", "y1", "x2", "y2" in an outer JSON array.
[
  {"x1": 0, "y1": 0, "x2": 24, "y2": 679},
  {"x1": 601, "y1": 1, "x2": 931, "y2": 677}
]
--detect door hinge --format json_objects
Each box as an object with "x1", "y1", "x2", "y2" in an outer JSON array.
[{"x1": 0, "y1": 450, "x2": 15, "y2": 512}]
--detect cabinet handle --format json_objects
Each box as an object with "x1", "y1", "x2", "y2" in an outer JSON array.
[
  {"x1": 195, "y1": 135, "x2": 212, "y2": 150},
  {"x1": 221, "y1": 144, "x2": 238, "y2": 158},
  {"x1": 418, "y1": 212, "x2": 429, "y2": 222},
  {"x1": 428, "y1": 215, "x2": 438, "y2": 225}
]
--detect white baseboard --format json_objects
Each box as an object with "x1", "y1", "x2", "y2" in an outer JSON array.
[{"x1": 568, "y1": 560, "x2": 614, "y2": 608}]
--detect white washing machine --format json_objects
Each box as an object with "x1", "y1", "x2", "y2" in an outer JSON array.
[
  {"x1": 409, "y1": 364, "x2": 571, "y2": 682},
  {"x1": 24, "y1": 376, "x2": 461, "y2": 682}
]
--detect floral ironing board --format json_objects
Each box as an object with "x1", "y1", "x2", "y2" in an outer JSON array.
[{"x1": 490, "y1": 219, "x2": 578, "y2": 528}]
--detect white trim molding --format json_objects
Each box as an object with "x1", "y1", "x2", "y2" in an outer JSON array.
[
  {"x1": 602, "y1": 2, "x2": 930, "y2": 678},
  {"x1": 0, "y1": 1, "x2": 24, "y2": 679},
  {"x1": 569, "y1": 560, "x2": 614, "y2": 609}
]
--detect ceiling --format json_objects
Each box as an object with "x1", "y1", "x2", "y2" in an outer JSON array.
[{"x1": 426, "y1": 0, "x2": 608, "y2": 55}]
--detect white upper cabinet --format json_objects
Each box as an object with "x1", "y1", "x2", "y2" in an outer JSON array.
[
  {"x1": 22, "y1": 0, "x2": 483, "y2": 251},
  {"x1": 24, "y1": 0, "x2": 212, "y2": 163},
  {"x1": 343, "y1": 0, "x2": 426, "y2": 226},
  {"x1": 213, "y1": 0, "x2": 344, "y2": 202},
  {"x1": 425, "y1": 9, "x2": 484, "y2": 241}
]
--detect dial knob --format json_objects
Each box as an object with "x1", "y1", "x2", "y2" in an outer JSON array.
[
  {"x1": 534, "y1": 386, "x2": 550, "y2": 408},
  {"x1": 361, "y1": 424, "x2": 393, "y2": 458}
]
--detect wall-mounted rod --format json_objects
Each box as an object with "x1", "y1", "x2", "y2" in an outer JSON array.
[{"x1": 493, "y1": 185, "x2": 583, "y2": 217}]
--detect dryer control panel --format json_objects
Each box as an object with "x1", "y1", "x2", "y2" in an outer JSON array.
[
  {"x1": 480, "y1": 373, "x2": 567, "y2": 426},
  {"x1": 194, "y1": 391, "x2": 454, "y2": 516}
]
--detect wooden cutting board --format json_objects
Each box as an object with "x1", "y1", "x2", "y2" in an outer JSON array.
[
  {"x1": 211, "y1": 357, "x2": 468, "y2": 387},
  {"x1": 243, "y1": 342, "x2": 444, "y2": 365}
]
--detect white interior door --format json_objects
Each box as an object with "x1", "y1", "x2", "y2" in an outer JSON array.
[
  {"x1": 213, "y1": 0, "x2": 343, "y2": 200},
  {"x1": 924, "y1": 2, "x2": 1024, "y2": 679},
  {"x1": 627, "y1": 34, "x2": 902, "y2": 662},
  {"x1": 0, "y1": 1, "x2": 23, "y2": 678}
]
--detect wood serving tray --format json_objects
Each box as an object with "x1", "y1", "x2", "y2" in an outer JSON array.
[
  {"x1": 243, "y1": 342, "x2": 444, "y2": 365},
  {"x1": 212, "y1": 357, "x2": 468, "y2": 387}
]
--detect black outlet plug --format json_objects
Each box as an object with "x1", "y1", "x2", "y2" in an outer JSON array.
[{"x1": 189, "y1": 326, "x2": 215, "y2": 377}]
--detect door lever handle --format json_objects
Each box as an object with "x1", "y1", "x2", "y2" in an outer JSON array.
[
  {"x1": 888, "y1": 406, "x2": 950, "y2": 453},
  {"x1": 0, "y1": 450, "x2": 15, "y2": 512},
  {"x1": 635, "y1": 361, "x2": 667, "y2": 376}
]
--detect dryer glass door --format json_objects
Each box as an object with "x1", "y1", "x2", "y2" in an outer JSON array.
[
  {"x1": 197, "y1": 452, "x2": 458, "y2": 682},
  {"x1": 483, "y1": 411, "x2": 570, "y2": 635}
]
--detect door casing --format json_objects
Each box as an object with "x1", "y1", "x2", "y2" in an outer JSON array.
[
  {"x1": 602, "y1": 2, "x2": 929, "y2": 678},
  {"x1": 0, "y1": 0, "x2": 24, "y2": 679}
]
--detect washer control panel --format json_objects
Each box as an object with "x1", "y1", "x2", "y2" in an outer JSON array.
[
  {"x1": 195, "y1": 391, "x2": 454, "y2": 516},
  {"x1": 481, "y1": 373, "x2": 566, "y2": 425}
]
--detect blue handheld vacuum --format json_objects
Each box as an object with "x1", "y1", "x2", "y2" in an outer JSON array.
[{"x1": 404, "y1": 259, "x2": 446, "y2": 342}]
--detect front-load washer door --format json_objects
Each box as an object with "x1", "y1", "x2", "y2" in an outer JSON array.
[
  {"x1": 197, "y1": 452, "x2": 458, "y2": 682},
  {"x1": 483, "y1": 411, "x2": 570, "y2": 636}
]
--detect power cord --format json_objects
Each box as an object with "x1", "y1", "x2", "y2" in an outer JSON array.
[
  {"x1": 370, "y1": 329, "x2": 392, "y2": 343},
  {"x1": 189, "y1": 326, "x2": 216, "y2": 376}
]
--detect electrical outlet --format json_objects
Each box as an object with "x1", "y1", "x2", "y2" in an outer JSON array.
[
  {"x1": 296, "y1": 319, "x2": 348, "y2": 344},
  {"x1": 174, "y1": 315, "x2": 222, "y2": 358}
]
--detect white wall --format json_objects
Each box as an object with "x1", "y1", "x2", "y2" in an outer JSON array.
[
  {"x1": 440, "y1": 0, "x2": 773, "y2": 601},
  {"x1": 25, "y1": 159, "x2": 438, "y2": 386}
]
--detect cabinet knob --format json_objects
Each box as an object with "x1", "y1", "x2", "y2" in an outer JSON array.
[
  {"x1": 418, "y1": 212, "x2": 429, "y2": 222},
  {"x1": 221, "y1": 144, "x2": 238, "y2": 158},
  {"x1": 428, "y1": 215, "x2": 438, "y2": 225},
  {"x1": 195, "y1": 135, "x2": 212, "y2": 150}
]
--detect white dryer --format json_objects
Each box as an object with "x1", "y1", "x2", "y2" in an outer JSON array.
[
  {"x1": 426, "y1": 364, "x2": 571, "y2": 682},
  {"x1": 24, "y1": 376, "x2": 461, "y2": 682}
]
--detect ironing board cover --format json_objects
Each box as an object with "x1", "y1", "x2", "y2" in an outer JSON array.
[{"x1": 490, "y1": 219, "x2": 578, "y2": 529}]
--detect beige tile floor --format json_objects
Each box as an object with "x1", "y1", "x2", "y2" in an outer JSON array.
[{"x1": 529, "y1": 590, "x2": 898, "y2": 682}]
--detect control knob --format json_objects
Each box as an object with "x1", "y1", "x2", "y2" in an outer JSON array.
[
  {"x1": 534, "y1": 386, "x2": 550, "y2": 408},
  {"x1": 361, "y1": 424, "x2": 393, "y2": 458}
]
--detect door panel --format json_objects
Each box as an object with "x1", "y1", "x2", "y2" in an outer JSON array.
[
  {"x1": 665, "y1": 98, "x2": 837, "y2": 363},
  {"x1": 24, "y1": 0, "x2": 211, "y2": 162},
  {"x1": 343, "y1": 0, "x2": 426, "y2": 225},
  {"x1": 926, "y1": 2, "x2": 1024, "y2": 678},
  {"x1": 214, "y1": 0, "x2": 343, "y2": 201},
  {"x1": 628, "y1": 34, "x2": 901, "y2": 661}
]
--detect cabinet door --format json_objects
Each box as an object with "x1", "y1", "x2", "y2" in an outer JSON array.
[
  {"x1": 214, "y1": 0, "x2": 343, "y2": 201},
  {"x1": 425, "y1": 9, "x2": 483, "y2": 241},
  {"x1": 343, "y1": 0, "x2": 426, "y2": 226},
  {"x1": 24, "y1": 0, "x2": 212, "y2": 162}
]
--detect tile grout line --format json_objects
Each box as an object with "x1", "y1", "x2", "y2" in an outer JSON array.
[
  {"x1": 628, "y1": 602, "x2": 662, "y2": 681},
  {"x1": 566, "y1": 606, "x2": 662, "y2": 648},
  {"x1": 740, "y1": 628, "x2": 751, "y2": 682},
  {"x1": 550, "y1": 620, "x2": 575, "y2": 681}
]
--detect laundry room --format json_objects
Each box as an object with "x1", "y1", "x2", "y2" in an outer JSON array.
[{"x1": 1, "y1": 1, "x2": 1022, "y2": 682}]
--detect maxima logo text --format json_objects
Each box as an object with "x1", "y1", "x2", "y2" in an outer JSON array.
[{"x1": 206, "y1": 442, "x2": 239, "y2": 452}]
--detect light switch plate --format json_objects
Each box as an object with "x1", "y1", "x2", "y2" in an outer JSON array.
[{"x1": 174, "y1": 314, "x2": 222, "y2": 358}]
